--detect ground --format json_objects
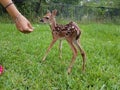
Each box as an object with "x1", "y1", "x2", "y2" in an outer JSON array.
[{"x1": 0, "y1": 23, "x2": 120, "y2": 90}]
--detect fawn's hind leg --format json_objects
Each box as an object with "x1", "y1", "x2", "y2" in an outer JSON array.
[
  {"x1": 66, "y1": 39, "x2": 78, "y2": 74},
  {"x1": 74, "y1": 40, "x2": 86, "y2": 71},
  {"x1": 59, "y1": 40, "x2": 62, "y2": 59}
]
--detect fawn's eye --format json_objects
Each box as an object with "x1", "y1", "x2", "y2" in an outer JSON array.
[{"x1": 45, "y1": 17, "x2": 49, "y2": 19}]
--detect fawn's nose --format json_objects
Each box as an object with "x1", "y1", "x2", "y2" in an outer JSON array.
[{"x1": 40, "y1": 19, "x2": 44, "y2": 22}]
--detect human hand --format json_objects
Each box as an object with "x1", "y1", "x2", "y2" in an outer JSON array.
[{"x1": 15, "y1": 14, "x2": 33, "y2": 34}]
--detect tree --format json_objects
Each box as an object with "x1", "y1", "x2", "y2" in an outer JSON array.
[{"x1": 51, "y1": 0, "x2": 80, "y2": 5}]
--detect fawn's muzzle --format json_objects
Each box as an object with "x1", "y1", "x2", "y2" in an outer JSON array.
[{"x1": 40, "y1": 19, "x2": 44, "y2": 22}]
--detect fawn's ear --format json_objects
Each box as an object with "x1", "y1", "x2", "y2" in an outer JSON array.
[
  {"x1": 47, "y1": 10, "x2": 51, "y2": 13},
  {"x1": 52, "y1": 9, "x2": 57, "y2": 17}
]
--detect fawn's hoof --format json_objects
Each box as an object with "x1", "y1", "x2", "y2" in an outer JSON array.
[
  {"x1": 42, "y1": 57, "x2": 46, "y2": 62},
  {"x1": 59, "y1": 56, "x2": 62, "y2": 59},
  {"x1": 67, "y1": 68, "x2": 72, "y2": 74},
  {"x1": 82, "y1": 66, "x2": 85, "y2": 71}
]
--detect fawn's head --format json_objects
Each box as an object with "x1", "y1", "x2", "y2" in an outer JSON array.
[{"x1": 40, "y1": 9, "x2": 57, "y2": 24}]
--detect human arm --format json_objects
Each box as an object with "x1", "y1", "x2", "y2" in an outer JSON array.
[{"x1": 0, "y1": 0, "x2": 33, "y2": 33}]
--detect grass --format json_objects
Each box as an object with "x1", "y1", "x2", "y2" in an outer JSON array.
[{"x1": 0, "y1": 23, "x2": 120, "y2": 90}]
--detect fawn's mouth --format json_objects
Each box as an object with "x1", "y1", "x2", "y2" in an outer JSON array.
[{"x1": 40, "y1": 19, "x2": 44, "y2": 22}]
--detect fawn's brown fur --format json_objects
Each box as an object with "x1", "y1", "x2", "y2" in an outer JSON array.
[{"x1": 40, "y1": 10, "x2": 86, "y2": 74}]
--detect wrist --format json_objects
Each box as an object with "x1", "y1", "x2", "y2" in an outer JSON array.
[
  {"x1": 0, "y1": 0, "x2": 13, "y2": 7},
  {"x1": 4, "y1": 2, "x2": 13, "y2": 9},
  {"x1": 3, "y1": 0, "x2": 21, "y2": 21},
  {"x1": 13, "y1": 13, "x2": 22, "y2": 23}
]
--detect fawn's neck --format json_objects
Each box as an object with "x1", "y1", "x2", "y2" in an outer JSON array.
[{"x1": 49, "y1": 18, "x2": 56, "y2": 31}]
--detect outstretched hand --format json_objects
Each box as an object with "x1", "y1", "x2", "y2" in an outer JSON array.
[{"x1": 15, "y1": 14, "x2": 33, "y2": 34}]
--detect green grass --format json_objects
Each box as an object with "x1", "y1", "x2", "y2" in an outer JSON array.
[{"x1": 0, "y1": 23, "x2": 120, "y2": 90}]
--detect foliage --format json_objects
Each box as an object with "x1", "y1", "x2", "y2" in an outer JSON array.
[
  {"x1": 0, "y1": 0, "x2": 120, "y2": 23},
  {"x1": 0, "y1": 23, "x2": 120, "y2": 89},
  {"x1": 51, "y1": 0, "x2": 80, "y2": 5}
]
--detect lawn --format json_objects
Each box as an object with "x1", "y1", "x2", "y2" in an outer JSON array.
[{"x1": 0, "y1": 23, "x2": 120, "y2": 90}]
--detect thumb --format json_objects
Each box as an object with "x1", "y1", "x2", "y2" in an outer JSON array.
[{"x1": 28, "y1": 22, "x2": 33, "y2": 30}]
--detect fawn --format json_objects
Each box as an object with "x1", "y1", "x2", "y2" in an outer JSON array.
[{"x1": 40, "y1": 9, "x2": 86, "y2": 74}]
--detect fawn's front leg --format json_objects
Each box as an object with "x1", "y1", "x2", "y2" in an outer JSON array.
[{"x1": 42, "y1": 39, "x2": 57, "y2": 61}]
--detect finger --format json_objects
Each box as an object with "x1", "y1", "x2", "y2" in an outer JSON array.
[
  {"x1": 24, "y1": 27, "x2": 33, "y2": 32},
  {"x1": 18, "y1": 27, "x2": 24, "y2": 32},
  {"x1": 28, "y1": 22, "x2": 33, "y2": 30},
  {"x1": 22, "y1": 27, "x2": 33, "y2": 33},
  {"x1": 22, "y1": 30, "x2": 31, "y2": 34},
  {"x1": 15, "y1": 23, "x2": 24, "y2": 32},
  {"x1": 28, "y1": 28, "x2": 33, "y2": 32}
]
